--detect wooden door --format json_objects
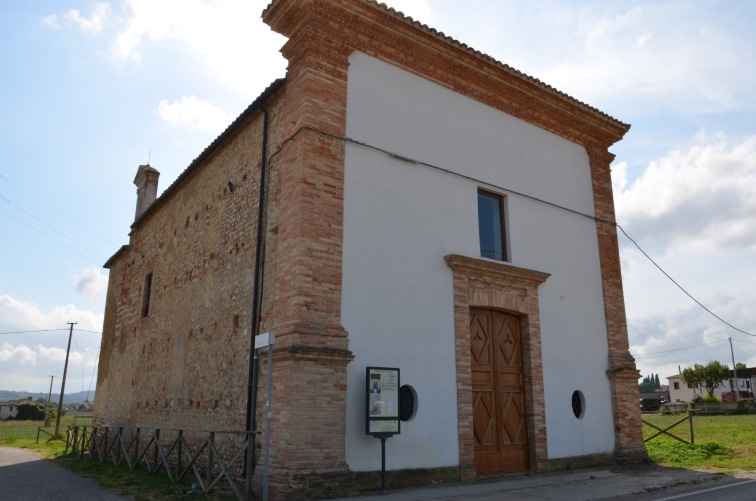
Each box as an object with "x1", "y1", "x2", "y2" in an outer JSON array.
[{"x1": 470, "y1": 308, "x2": 529, "y2": 475}]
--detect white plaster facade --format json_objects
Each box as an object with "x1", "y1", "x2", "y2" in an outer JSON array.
[{"x1": 341, "y1": 52, "x2": 616, "y2": 471}]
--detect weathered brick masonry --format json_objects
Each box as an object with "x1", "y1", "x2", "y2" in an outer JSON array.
[
  {"x1": 97, "y1": 84, "x2": 287, "y2": 432},
  {"x1": 96, "y1": 0, "x2": 645, "y2": 498}
]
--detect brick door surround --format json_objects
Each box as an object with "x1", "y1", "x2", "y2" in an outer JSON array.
[{"x1": 445, "y1": 254, "x2": 550, "y2": 478}]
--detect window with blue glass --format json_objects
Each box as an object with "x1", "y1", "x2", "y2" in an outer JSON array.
[{"x1": 477, "y1": 190, "x2": 506, "y2": 261}]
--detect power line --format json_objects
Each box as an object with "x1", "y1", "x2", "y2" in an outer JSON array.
[
  {"x1": 281, "y1": 126, "x2": 755, "y2": 339},
  {"x1": 0, "y1": 193, "x2": 106, "y2": 261},
  {"x1": 633, "y1": 339, "x2": 729, "y2": 356},
  {"x1": 74, "y1": 328, "x2": 103, "y2": 335},
  {"x1": 84, "y1": 348, "x2": 100, "y2": 402},
  {"x1": 71, "y1": 334, "x2": 94, "y2": 352},
  {"x1": 0, "y1": 329, "x2": 67, "y2": 335},
  {"x1": 0, "y1": 206, "x2": 103, "y2": 263},
  {"x1": 0, "y1": 172, "x2": 119, "y2": 247},
  {"x1": 732, "y1": 338, "x2": 756, "y2": 347},
  {"x1": 617, "y1": 225, "x2": 755, "y2": 337}
]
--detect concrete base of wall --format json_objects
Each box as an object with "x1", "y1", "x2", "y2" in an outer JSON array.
[{"x1": 265, "y1": 450, "x2": 648, "y2": 499}]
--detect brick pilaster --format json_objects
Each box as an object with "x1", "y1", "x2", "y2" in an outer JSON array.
[
  {"x1": 259, "y1": 0, "x2": 355, "y2": 494},
  {"x1": 587, "y1": 146, "x2": 646, "y2": 460}
]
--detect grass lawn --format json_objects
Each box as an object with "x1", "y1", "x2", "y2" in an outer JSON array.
[{"x1": 641, "y1": 413, "x2": 756, "y2": 472}]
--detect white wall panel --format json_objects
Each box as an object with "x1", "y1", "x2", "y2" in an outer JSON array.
[{"x1": 342, "y1": 52, "x2": 615, "y2": 471}]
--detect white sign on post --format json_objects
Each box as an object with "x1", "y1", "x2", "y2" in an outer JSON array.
[
  {"x1": 255, "y1": 331, "x2": 275, "y2": 501},
  {"x1": 255, "y1": 331, "x2": 275, "y2": 349}
]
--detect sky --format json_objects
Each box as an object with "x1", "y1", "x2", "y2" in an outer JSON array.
[{"x1": 1, "y1": 0, "x2": 755, "y2": 395}]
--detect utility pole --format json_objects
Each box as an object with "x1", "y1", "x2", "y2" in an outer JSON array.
[
  {"x1": 729, "y1": 337, "x2": 739, "y2": 402},
  {"x1": 54, "y1": 322, "x2": 76, "y2": 438},
  {"x1": 45, "y1": 375, "x2": 55, "y2": 427}
]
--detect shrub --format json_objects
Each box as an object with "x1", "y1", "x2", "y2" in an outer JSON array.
[
  {"x1": 737, "y1": 398, "x2": 756, "y2": 415},
  {"x1": 13, "y1": 402, "x2": 48, "y2": 421},
  {"x1": 640, "y1": 398, "x2": 662, "y2": 412},
  {"x1": 698, "y1": 395, "x2": 722, "y2": 404},
  {"x1": 646, "y1": 441, "x2": 730, "y2": 464}
]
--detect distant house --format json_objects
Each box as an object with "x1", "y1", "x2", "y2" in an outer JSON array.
[
  {"x1": 0, "y1": 403, "x2": 19, "y2": 420},
  {"x1": 0, "y1": 398, "x2": 33, "y2": 420},
  {"x1": 667, "y1": 369, "x2": 756, "y2": 402}
]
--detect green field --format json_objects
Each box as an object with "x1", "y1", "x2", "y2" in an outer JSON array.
[
  {"x1": 642, "y1": 413, "x2": 756, "y2": 471},
  {"x1": 0, "y1": 414, "x2": 92, "y2": 457}
]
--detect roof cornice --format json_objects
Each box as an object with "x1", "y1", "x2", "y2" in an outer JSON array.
[{"x1": 263, "y1": 0, "x2": 629, "y2": 147}]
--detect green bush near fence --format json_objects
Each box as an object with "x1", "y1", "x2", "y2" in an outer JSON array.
[{"x1": 642, "y1": 414, "x2": 756, "y2": 470}]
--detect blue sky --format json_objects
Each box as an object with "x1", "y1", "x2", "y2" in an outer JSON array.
[{"x1": 1, "y1": 0, "x2": 755, "y2": 394}]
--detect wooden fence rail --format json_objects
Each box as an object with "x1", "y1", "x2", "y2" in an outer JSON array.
[
  {"x1": 642, "y1": 411, "x2": 695, "y2": 445},
  {"x1": 64, "y1": 426, "x2": 255, "y2": 500}
]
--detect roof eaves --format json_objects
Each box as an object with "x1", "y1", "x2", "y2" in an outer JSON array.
[
  {"x1": 263, "y1": 0, "x2": 627, "y2": 130},
  {"x1": 104, "y1": 245, "x2": 130, "y2": 269},
  {"x1": 130, "y1": 78, "x2": 286, "y2": 230},
  {"x1": 367, "y1": 1, "x2": 628, "y2": 130}
]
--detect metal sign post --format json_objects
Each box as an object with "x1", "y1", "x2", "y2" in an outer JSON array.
[
  {"x1": 255, "y1": 332, "x2": 275, "y2": 501},
  {"x1": 365, "y1": 367, "x2": 400, "y2": 495}
]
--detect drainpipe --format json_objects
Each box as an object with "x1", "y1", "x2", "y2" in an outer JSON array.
[{"x1": 246, "y1": 105, "x2": 270, "y2": 480}]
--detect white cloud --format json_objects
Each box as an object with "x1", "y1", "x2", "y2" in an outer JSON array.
[
  {"x1": 616, "y1": 131, "x2": 756, "y2": 379},
  {"x1": 63, "y1": 4, "x2": 111, "y2": 34},
  {"x1": 157, "y1": 96, "x2": 229, "y2": 131},
  {"x1": 0, "y1": 294, "x2": 104, "y2": 332},
  {"x1": 43, "y1": 3, "x2": 111, "y2": 34},
  {"x1": 41, "y1": 14, "x2": 60, "y2": 30},
  {"x1": 0, "y1": 342, "x2": 97, "y2": 394},
  {"x1": 634, "y1": 32, "x2": 652, "y2": 48},
  {"x1": 629, "y1": 295, "x2": 756, "y2": 380},
  {"x1": 73, "y1": 266, "x2": 109, "y2": 299},
  {"x1": 583, "y1": 6, "x2": 747, "y2": 111},
  {"x1": 0, "y1": 343, "x2": 37, "y2": 366},
  {"x1": 613, "y1": 132, "x2": 756, "y2": 253},
  {"x1": 109, "y1": 0, "x2": 287, "y2": 99},
  {"x1": 0, "y1": 295, "x2": 102, "y2": 393},
  {"x1": 448, "y1": 2, "x2": 754, "y2": 115}
]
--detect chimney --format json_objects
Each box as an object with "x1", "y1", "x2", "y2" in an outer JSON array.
[{"x1": 133, "y1": 164, "x2": 160, "y2": 220}]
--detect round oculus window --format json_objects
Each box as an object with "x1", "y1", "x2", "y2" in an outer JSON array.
[
  {"x1": 571, "y1": 390, "x2": 585, "y2": 419},
  {"x1": 399, "y1": 385, "x2": 417, "y2": 422}
]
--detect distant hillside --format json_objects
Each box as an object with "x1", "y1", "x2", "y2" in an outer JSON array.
[{"x1": 0, "y1": 390, "x2": 94, "y2": 405}]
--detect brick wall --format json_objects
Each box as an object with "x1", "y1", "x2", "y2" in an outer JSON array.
[{"x1": 95, "y1": 91, "x2": 286, "y2": 433}]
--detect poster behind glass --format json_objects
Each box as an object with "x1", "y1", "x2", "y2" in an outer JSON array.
[{"x1": 366, "y1": 367, "x2": 400, "y2": 435}]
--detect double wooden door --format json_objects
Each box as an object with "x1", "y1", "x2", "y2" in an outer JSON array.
[{"x1": 470, "y1": 308, "x2": 529, "y2": 475}]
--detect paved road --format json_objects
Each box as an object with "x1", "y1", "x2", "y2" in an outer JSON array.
[
  {"x1": 651, "y1": 478, "x2": 756, "y2": 501},
  {"x1": 0, "y1": 447, "x2": 130, "y2": 500}
]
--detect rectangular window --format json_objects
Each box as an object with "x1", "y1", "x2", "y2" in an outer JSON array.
[
  {"x1": 141, "y1": 273, "x2": 153, "y2": 318},
  {"x1": 477, "y1": 190, "x2": 507, "y2": 261},
  {"x1": 673, "y1": 382, "x2": 680, "y2": 390}
]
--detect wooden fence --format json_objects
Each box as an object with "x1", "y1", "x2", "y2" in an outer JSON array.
[
  {"x1": 64, "y1": 426, "x2": 256, "y2": 500},
  {"x1": 642, "y1": 411, "x2": 695, "y2": 445}
]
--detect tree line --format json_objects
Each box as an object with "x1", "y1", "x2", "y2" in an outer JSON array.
[{"x1": 639, "y1": 373, "x2": 661, "y2": 393}]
